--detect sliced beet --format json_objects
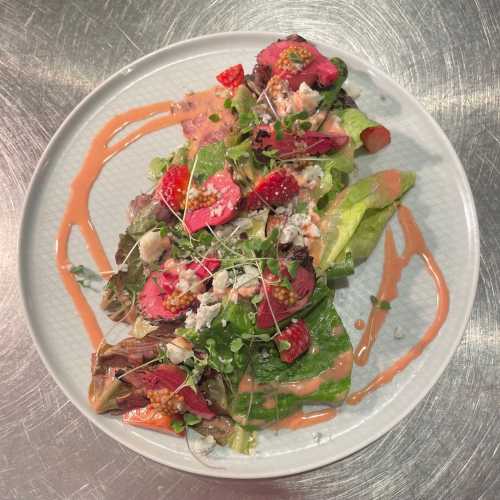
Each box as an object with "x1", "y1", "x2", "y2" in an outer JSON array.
[
  {"x1": 256, "y1": 262, "x2": 315, "y2": 329},
  {"x1": 142, "y1": 364, "x2": 215, "y2": 419},
  {"x1": 138, "y1": 270, "x2": 184, "y2": 321},
  {"x1": 187, "y1": 257, "x2": 221, "y2": 279},
  {"x1": 184, "y1": 170, "x2": 241, "y2": 233},
  {"x1": 253, "y1": 125, "x2": 348, "y2": 158},
  {"x1": 256, "y1": 39, "x2": 338, "y2": 91}
]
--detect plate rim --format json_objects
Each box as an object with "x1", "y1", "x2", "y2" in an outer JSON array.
[{"x1": 17, "y1": 30, "x2": 480, "y2": 479}]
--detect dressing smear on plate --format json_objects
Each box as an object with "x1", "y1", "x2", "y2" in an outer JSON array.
[{"x1": 55, "y1": 34, "x2": 449, "y2": 455}]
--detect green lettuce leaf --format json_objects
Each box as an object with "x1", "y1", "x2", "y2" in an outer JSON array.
[
  {"x1": 230, "y1": 290, "x2": 352, "y2": 426},
  {"x1": 337, "y1": 205, "x2": 397, "y2": 264},
  {"x1": 312, "y1": 170, "x2": 415, "y2": 271},
  {"x1": 338, "y1": 108, "x2": 378, "y2": 149},
  {"x1": 192, "y1": 141, "x2": 226, "y2": 183}
]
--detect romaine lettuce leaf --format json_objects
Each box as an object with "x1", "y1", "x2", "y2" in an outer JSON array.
[{"x1": 311, "y1": 169, "x2": 415, "y2": 271}]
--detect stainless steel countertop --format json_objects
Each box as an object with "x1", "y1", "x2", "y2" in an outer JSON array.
[{"x1": 1, "y1": 1, "x2": 499, "y2": 498}]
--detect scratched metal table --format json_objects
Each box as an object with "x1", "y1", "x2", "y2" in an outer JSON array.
[{"x1": 1, "y1": 1, "x2": 499, "y2": 498}]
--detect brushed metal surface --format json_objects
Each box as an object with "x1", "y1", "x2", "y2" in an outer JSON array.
[{"x1": 0, "y1": 0, "x2": 498, "y2": 498}]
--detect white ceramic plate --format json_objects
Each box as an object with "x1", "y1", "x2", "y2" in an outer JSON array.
[{"x1": 19, "y1": 32, "x2": 479, "y2": 478}]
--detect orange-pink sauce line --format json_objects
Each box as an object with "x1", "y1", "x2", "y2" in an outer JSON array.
[
  {"x1": 272, "y1": 408, "x2": 337, "y2": 430},
  {"x1": 55, "y1": 88, "x2": 228, "y2": 349},
  {"x1": 347, "y1": 205, "x2": 450, "y2": 405}
]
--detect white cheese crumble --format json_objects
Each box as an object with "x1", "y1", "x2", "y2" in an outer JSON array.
[
  {"x1": 166, "y1": 343, "x2": 193, "y2": 364},
  {"x1": 176, "y1": 268, "x2": 200, "y2": 293},
  {"x1": 234, "y1": 265, "x2": 260, "y2": 290},
  {"x1": 279, "y1": 213, "x2": 320, "y2": 248},
  {"x1": 138, "y1": 230, "x2": 170, "y2": 264},
  {"x1": 298, "y1": 164, "x2": 324, "y2": 190},
  {"x1": 292, "y1": 82, "x2": 322, "y2": 114},
  {"x1": 184, "y1": 292, "x2": 221, "y2": 332}
]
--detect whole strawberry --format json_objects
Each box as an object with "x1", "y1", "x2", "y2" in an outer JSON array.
[
  {"x1": 274, "y1": 319, "x2": 311, "y2": 363},
  {"x1": 157, "y1": 164, "x2": 189, "y2": 211},
  {"x1": 247, "y1": 169, "x2": 299, "y2": 210}
]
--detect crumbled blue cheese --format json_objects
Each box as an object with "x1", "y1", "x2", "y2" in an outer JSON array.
[
  {"x1": 234, "y1": 265, "x2": 260, "y2": 289},
  {"x1": 212, "y1": 269, "x2": 229, "y2": 292},
  {"x1": 176, "y1": 268, "x2": 200, "y2": 293},
  {"x1": 298, "y1": 164, "x2": 324, "y2": 190},
  {"x1": 279, "y1": 213, "x2": 320, "y2": 247},
  {"x1": 292, "y1": 82, "x2": 322, "y2": 114},
  {"x1": 138, "y1": 230, "x2": 170, "y2": 264},
  {"x1": 166, "y1": 343, "x2": 193, "y2": 364},
  {"x1": 184, "y1": 292, "x2": 221, "y2": 331}
]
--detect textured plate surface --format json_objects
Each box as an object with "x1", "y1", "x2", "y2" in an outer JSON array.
[{"x1": 18, "y1": 32, "x2": 478, "y2": 478}]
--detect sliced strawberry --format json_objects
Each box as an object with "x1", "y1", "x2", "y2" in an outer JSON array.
[
  {"x1": 216, "y1": 64, "x2": 245, "y2": 89},
  {"x1": 141, "y1": 364, "x2": 215, "y2": 419},
  {"x1": 122, "y1": 405, "x2": 182, "y2": 435},
  {"x1": 184, "y1": 170, "x2": 241, "y2": 233},
  {"x1": 257, "y1": 39, "x2": 338, "y2": 91},
  {"x1": 156, "y1": 164, "x2": 189, "y2": 211},
  {"x1": 274, "y1": 319, "x2": 311, "y2": 363},
  {"x1": 253, "y1": 125, "x2": 348, "y2": 158},
  {"x1": 256, "y1": 262, "x2": 315, "y2": 329},
  {"x1": 247, "y1": 169, "x2": 299, "y2": 210},
  {"x1": 187, "y1": 257, "x2": 221, "y2": 279},
  {"x1": 360, "y1": 125, "x2": 391, "y2": 153}
]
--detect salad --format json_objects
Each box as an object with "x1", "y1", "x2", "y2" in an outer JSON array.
[{"x1": 88, "y1": 34, "x2": 414, "y2": 455}]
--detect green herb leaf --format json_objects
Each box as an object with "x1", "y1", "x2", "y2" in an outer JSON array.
[
  {"x1": 278, "y1": 340, "x2": 291, "y2": 352},
  {"x1": 261, "y1": 149, "x2": 279, "y2": 159},
  {"x1": 251, "y1": 294, "x2": 263, "y2": 305},
  {"x1": 147, "y1": 157, "x2": 170, "y2": 181},
  {"x1": 267, "y1": 258, "x2": 280, "y2": 276},
  {"x1": 171, "y1": 419, "x2": 185, "y2": 434},
  {"x1": 208, "y1": 113, "x2": 221, "y2": 122},
  {"x1": 191, "y1": 141, "x2": 226, "y2": 183},
  {"x1": 287, "y1": 261, "x2": 299, "y2": 279},
  {"x1": 223, "y1": 98, "x2": 233, "y2": 109},
  {"x1": 274, "y1": 121, "x2": 283, "y2": 141},
  {"x1": 288, "y1": 51, "x2": 303, "y2": 64},
  {"x1": 326, "y1": 251, "x2": 355, "y2": 281},
  {"x1": 281, "y1": 277, "x2": 292, "y2": 290},
  {"x1": 299, "y1": 121, "x2": 312, "y2": 131},
  {"x1": 295, "y1": 200, "x2": 309, "y2": 214},
  {"x1": 379, "y1": 300, "x2": 391, "y2": 310},
  {"x1": 70, "y1": 265, "x2": 102, "y2": 290},
  {"x1": 230, "y1": 338, "x2": 244, "y2": 353},
  {"x1": 183, "y1": 413, "x2": 202, "y2": 426}
]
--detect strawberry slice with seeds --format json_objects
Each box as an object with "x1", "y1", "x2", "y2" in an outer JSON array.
[
  {"x1": 216, "y1": 64, "x2": 245, "y2": 89},
  {"x1": 186, "y1": 257, "x2": 221, "y2": 279},
  {"x1": 247, "y1": 169, "x2": 299, "y2": 210},
  {"x1": 360, "y1": 125, "x2": 391, "y2": 153},
  {"x1": 156, "y1": 164, "x2": 189, "y2": 211},
  {"x1": 274, "y1": 319, "x2": 311, "y2": 363}
]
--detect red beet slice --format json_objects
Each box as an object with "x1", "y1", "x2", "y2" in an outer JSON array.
[
  {"x1": 256, "y1": 263, "x2": 315, "y2": 329},
  {"x1": 184, "y1": 170, "x2": 241, "y2": 233},
  {"x1": 360, "y1": 125, "x2": 391, "y2": 153},
  {"x1": 142, "y1": 364, "x2": 215, "y2": 419},
  {"x1": 139, "y1": 270, "x2": 184, "y2": 321},
  {"x1": 253, "y1": 125, "x2": 348, "y2": 158},
  {"x1": 186, "y1": 257, "x2": 221, "y2": 279},
  {"x1": 257, "y1": 39, "x2": 338, "y2": 91}
]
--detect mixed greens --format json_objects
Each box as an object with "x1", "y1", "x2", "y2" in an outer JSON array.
[{"x1": 88, "y1": 34, "x2": 414, "y2": 455}]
